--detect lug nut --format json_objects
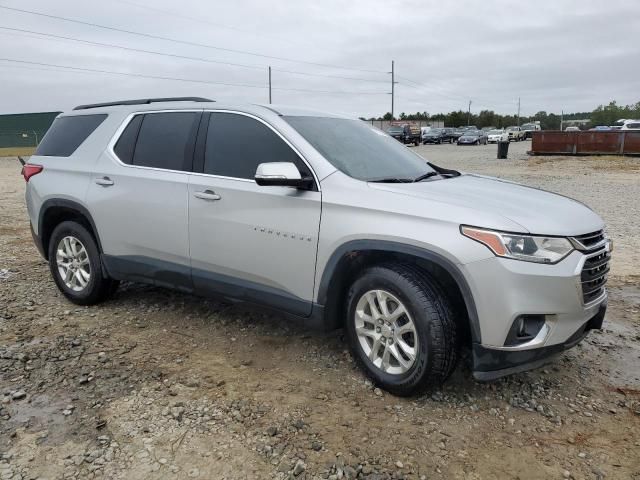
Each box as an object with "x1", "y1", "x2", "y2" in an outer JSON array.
[{"x1": 376, "y1": 327, "x2": 381, "y2": 333}]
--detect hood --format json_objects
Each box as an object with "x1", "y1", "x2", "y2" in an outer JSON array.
[{"x1": 368, "y1": 174, "x2": 603, "y2": 236}]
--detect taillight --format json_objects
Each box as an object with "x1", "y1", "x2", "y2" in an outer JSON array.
[{"x1": 22, "y1": 164, "x2": 43, "y2": 182}]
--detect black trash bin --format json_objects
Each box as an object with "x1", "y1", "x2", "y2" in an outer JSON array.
[{"x1": 497, "y1": 140, "x2": 509, "y2": 159}]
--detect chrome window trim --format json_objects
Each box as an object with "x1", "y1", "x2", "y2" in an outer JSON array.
[{"x1": 106, "y1": 108, "x2": 321, "y2": 190}]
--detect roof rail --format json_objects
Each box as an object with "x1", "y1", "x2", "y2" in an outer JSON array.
[{"x1": 73, "y1": 97, "x2": 214, "y2": 111}]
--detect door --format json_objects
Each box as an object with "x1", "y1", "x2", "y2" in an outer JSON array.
[
  {"x1": 87, "y1": 111, "x2": 201, "y2": 289},
  {"x1": 188, "y1": 112, "x2": 321, "y2": 316}
]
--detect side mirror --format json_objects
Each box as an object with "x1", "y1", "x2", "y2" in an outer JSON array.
[{"x1": 254, "y1": 162, "x2": 313, "y2": 189}]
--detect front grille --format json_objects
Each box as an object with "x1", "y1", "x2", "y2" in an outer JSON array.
[
  {"x1": 581, "y1": 248, "x2": 610, "y2": 304},
  {"x1": 572, "y1": 230, "x2": 606, "y2": 250}
]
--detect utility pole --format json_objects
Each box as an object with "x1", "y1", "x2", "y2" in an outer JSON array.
[
  {"x1": 390, "y1": 60, "x2": 395, "y2": 119},
  {"x1": 517, "y1": 97, "x2": 521, "y2": 127},
  {"x1": 268, "y1": 66, "x2": 272, "y2": 104},
  {"x1": 467, "y1": 100, "x2": 472, "y2": 126}
]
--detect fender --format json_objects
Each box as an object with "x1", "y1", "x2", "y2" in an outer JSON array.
[
  {"x1": 38, "y1": 198, "x2": 103, "y2": 257},
  {"x1": 316, "y1": 239, "x2": 481, "y2": 343}
]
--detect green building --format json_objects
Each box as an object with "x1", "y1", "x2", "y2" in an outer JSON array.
[{"x1": 0, "y1": 112, "x2": 60, "y2": 148}]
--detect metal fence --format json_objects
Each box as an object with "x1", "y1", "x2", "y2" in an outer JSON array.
[{"x1": 531, "y1": 131, "x2": 640, "y2": 156}]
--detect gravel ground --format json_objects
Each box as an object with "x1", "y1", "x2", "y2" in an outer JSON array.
[{"x1": 1, "y1": 147, "x2": 639, "y2": 480}]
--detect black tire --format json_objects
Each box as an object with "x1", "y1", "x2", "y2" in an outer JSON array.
[
  {"x1": 48, "y1": 221, "x2": 118, "y2": 305},
  {"x1": 345, "y1": 264, "x2": 459, "y2": 396}
]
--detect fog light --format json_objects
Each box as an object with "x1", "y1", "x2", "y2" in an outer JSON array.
[{"x1": 504, "y1": 315, "x2": 546, "y2": 346}]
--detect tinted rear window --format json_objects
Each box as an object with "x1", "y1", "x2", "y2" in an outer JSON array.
[
  {"x1": 131, "y1": 112, "x2": 200, "y2": 171},
  {"x1": 35, "y1": 114, "x2": 107, "y2": 157},
  {"x1": 113, "y1": 114, "x2": 143, "y2": 164}
]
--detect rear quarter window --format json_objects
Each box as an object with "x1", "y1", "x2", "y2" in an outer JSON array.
[{"x1": 34, "y1": 114, "x2": 107, "y2": 157}]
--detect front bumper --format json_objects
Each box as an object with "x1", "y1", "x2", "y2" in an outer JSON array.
[
  {"x1": 473, "y1": 301, "x2": 606, "y2": 380},
  {"x1": 461, "y1": 246, "x2": 609, "y2": 378}
]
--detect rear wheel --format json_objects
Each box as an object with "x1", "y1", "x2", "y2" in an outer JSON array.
[
  {"x1": 345, "y1": 264, "x2": 459, "y2": 396},
  {"x1": 48, "y1": 221, "x2": 118, "y2": 305}
]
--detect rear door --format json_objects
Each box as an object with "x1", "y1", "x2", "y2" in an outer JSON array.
[
  {"x1": 87, "y1": 110, "x2": 202, "y2": 289},
  {"x1": 188, "y1": 111, "x2": 321, "y2": 316}
]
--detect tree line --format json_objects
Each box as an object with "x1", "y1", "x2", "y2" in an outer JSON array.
[{"x1": 362, "y1": 100, "x2": 640, "y2": 130}]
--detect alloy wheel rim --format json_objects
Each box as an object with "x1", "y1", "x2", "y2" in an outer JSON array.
[
  {"x1": 354, "y1": 289, "x2": 418, "y2": 375},
  {"x1": 56, "y1": 236, "x2": 91, "y2": 292}
]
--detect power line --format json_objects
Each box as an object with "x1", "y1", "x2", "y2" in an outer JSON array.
[
  {"x1": 0, "y1": 26, "x2": 389, "y2": 84},
  {"x1": 111, "y1": 0, "x2": 308, "y2": 49},
  {"x1": 0, "y1": 57, "x2": 387, "y2": 95},
  {"x1": 0, "y1": 5, "x2": 386, "y2": 74}
]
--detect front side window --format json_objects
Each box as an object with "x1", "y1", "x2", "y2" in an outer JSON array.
[
  {"x1": 284, "y1": 116, "x2": 435, "y2": 181},
  {"x1": 128, "y1": 112, "x2": 200, "y2": 171},
  {"x1": 35, "y1": 114, "x2": 107, "y2": 157},
  {"x1": 204, "y1": 112, "x2": 306, "y2": 179}
]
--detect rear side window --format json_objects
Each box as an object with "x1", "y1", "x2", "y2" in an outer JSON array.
[
  {"x1": 35, "y1": 114, "x2": 107, "y2": 157},
  {"x1": 204, "y1": 112, "x2": 305, "y2": 179},
  {"x1": 113, "y1": 114, "x2": 143, "y2": 164},
  {"x1": 129, "y1": 112, "x2": 200, "y2": 171}
]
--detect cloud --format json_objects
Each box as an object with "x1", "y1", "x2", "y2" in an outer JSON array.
[{"x1": 0, "y1": 0, "x2": 638, "y2": 117}]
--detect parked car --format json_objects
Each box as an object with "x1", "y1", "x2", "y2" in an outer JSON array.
[
  {"x1": 457, "y1": 130, "x2": 487, "y2": 145},
  {"x1": 565, "y1": 126, "x2": 581, "y2": 132},
  {"x1": 506, "y1": 126, "x2": 525, "y2": 141},
  {"x1": 521, "y1": 122, "x2": 541, "y2": 139},
  {"x1": 589, "y1": 126, "x2": 611, "y2": 131},
  {"x1": 620, "y1": 120, "x2": 640, "y2": 130},
  {"x1": 23, "y1": 97, "x2": 610, "y2": 395},
  {"x1": 387, "y1": 123, "x2": 420, "y2": 146},
  {"x1": 487, "y1": 129, "x2": 509, "y2": 143},
  {"x1": 422, "y1": 128, "x2": 453, "y2": 144},
  {"x1": 451, "y1": 128, "x2": 465, "y2": 141}
]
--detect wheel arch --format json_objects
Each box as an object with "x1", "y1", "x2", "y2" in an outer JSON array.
[
  {"x1": 38, "y1": 199, "x2": 103, "y2": 260},
  {"x1": 316, "y1": 240, "x2": 480, "y2": 344}
]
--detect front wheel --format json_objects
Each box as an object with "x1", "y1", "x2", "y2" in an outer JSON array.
[
  {"x1": 48, "y1": 221, "x2": 118, "y2": 305},
  {"x1": 345, "y1": 264, "x2": 459, "y2": 396}
]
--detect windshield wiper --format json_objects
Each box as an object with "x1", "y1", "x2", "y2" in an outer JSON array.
[
  {"x1": 427, "y1": 162, "x2": 461, "y2": 177},
  {"x1": 412, "y1": 171, "x2": 440, "y2": 182},
  {"x1": 368, "y1": 177, "x2": 414, "y2": 183}
]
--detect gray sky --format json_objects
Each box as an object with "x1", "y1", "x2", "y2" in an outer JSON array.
[{"x1": 1, "y1": 0, "x2": 639, "y2": 117}]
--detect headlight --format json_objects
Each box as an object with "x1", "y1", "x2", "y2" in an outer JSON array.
[{"x1": 461, "y1": 226, "x2": 574, "y2": 264}]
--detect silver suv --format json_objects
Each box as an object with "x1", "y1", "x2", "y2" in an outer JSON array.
[{"x1": 23, "y1": 97, "x2": 610, "y2": 395}]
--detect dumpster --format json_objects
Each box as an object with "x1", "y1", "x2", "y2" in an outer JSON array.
[{"x1": 497, "y1": 141, "x2": 509, "y2": 159}]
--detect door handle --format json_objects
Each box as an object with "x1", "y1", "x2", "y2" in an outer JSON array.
[
  {"x1": 194, "y1": 190, "x2": 221, "y2": 201},
  {"x1": 95, "y1": 176, "x2": 114, "y2": 186}
]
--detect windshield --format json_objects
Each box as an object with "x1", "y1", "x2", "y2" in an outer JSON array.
[
  {"x1": 463, "y1": 130, "x2": 479, "y2": 136},
  {"x1": 489, "y1": 130, "x2": 503, "y2": 135},
  {"x1": 427, "y1": 129, "x2": 442, "y2": 134},
  {"x1": 387, "y1": 127, "x2": 403, "y2": 133},
  {"x1": 284, "y1": 116, "x2": 434, "y2": 181}
]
